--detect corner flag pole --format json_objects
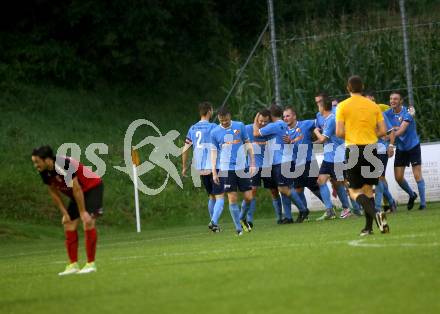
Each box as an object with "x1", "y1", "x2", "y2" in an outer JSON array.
[{"x1": 131, "y1": 147, "x2": 141, "y2": 233}]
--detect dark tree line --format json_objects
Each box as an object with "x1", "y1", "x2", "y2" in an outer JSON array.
[{"x1": 0, "y1": 0, "x2": 435, "y2": 89}]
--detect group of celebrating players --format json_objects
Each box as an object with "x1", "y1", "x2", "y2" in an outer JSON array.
[
  {"x1": 182, "y1": 75, "x2": 427, "y2": 236},
  {"x1": 30, "y1": 75, "x2": 427, "y2": 276}
]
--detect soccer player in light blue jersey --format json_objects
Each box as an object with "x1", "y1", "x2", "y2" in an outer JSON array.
[
  {"x1": 210, "y1": 107, "x2": 255, "y2": 235},
  {"x1": 313, "y1": 95, "x2": 351, "y2": 220},
  {"x1": 240, "y1": 109, "x2": 281, "y2": 226},
  {"x1": 253, "y1": 105, "x2": 306, "y2": 224},
  {"x1": 283, "y1": 106, "x2": 323, "y2": 222},
  {"x1": 364, "y1": 92, "x2": 397, "y2": 213},
  {"x1": 385, "y1": 91, "x2": 426, "y2": 210},
  {"x1": 182, "y1": 102, "x2": 218, "y2": 228}
]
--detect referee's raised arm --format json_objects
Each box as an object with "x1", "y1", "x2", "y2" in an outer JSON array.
[{"x1": 335, "y1": 75, "x2": 390, "y2": 236}]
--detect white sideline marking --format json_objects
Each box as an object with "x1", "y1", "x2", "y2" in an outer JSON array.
[
  {"x1": 348, "y1": 239, "x2": 440, "y2": 248},
  {"x1": 2, "y1": 232, "x2": 437, "y2": 262},
  {"x1": 348, "y1": 233, "x2": 439, "y2": 248}
]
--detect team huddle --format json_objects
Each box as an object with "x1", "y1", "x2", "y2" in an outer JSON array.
[{"x1": 182, "y1": 75, "x2": 427, "y2": 236}]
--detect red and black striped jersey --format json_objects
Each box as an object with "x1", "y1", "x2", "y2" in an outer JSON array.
[{"x1": 40, "y1": 156, "x2": 102, "y2": 198}]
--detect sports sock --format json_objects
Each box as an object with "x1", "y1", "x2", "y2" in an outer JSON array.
[
  {"x1": 298, "y1": 190, "x2": 308, "y2": 211},
  {"x1": 356, "y1": 194, "x2": 375, "y2": 230},
  {"x1": 229, "y1": 203, "x2": 242, "y2": 231},
  {"x1": 374, "y1": 181, "x2": 384, "y2": 212},
  {"x1": 336, "y1": 184, "x2": 350, "y2": 209},
  {"x1": 290, "y1": 189, "x2": 306, "y2": 212},
  {"x1": 247, "y1": 198, "x2": 257, "y2": 222},
  {"x1": 208, "y1": 199, "x2": 216, "y2": 219},
  {"x1": 211, "y1": 198, "x2": 224, "y2": 225},
  {"x1": 272, "y1": 197, "x2": 282, "y2": 221},
  {"x1": 417, "y1": 179, "x2": 426, "y2": 206},
  {"x1": 350, "y1": 197, "x2": 361, "y2": 210},
  {"x1": 319, "y1": 184, "x2": 333, "y2": 209},
  {"x1": 281, "y1": 194, "x2": 293, "y2": 219},
  {"x1": 240, "y1": 200, "x2": 248, "y2": 220},
  {"x1": 310, "y1": 185, "x2": 323, "y2": 202},
  {"x1": 84, "y1": 228, "x2": 97, "y2": 263},
  {"x1": 398, "y1": 179, "x2": 415, "y2": 197},
  {"x1": 382, "y1": 181, "x2": 395, "y2": 206},
  {"x1": 65, "y1": 230, "x2": 78, "y2": 263}
]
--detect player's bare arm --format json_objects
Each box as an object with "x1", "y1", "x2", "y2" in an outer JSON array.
[
  {"x1": 181, "y1": 142, "x2": 192, "y2": 176},
  {"x1": 387, "y1": 130, "x2": 396, "y2": 158},
  {"x1": 72, "y1": 177, "x2": 92, "y2": 225},
  {"x1": 393, "y1": 120, "x2": 410, "y2": 137},
  {"x1": 313, "y1": 128, "x2": 328, "y2": 144},
  {"x1": 48, "y1": 185, "x2": 70, "y2": 224},
  {"x1": 245, "y1": 140, "x2": 256, "y2": 176},
  {"x1": 211, "y1": 148, "x2": 219, "y2": 184},
  {"x1": 335, "y1": 121, "x2": 345, "y2": 139},
  {"x1": 253, "y1": 113, "x2": 262, "y2": 137}
]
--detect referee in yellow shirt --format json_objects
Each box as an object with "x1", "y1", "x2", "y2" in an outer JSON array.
[{"x1": 336, "y1": 76, "x2": 389, "y2": 236}]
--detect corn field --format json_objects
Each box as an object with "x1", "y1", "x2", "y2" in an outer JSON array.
[{"x1": 224, "y1": 13, "x2": 440, "y2": 141}]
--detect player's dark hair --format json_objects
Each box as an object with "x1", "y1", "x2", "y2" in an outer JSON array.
[
  {"x1": 258, "y1": 108, "x2": 271, "y2": 118},
  {"x1": 198, "y1": 101, "x2": 213, "y2": 116},
  {"x1": 32, "y1": 145, "x2": 55, "y2": 160},
  {"x1": 347, "y1": 75, "x2": 364, "y2": 93},
  {"x1": 269, "y1": 104, "x2": 283, "y2": 118},
  {"x1": 390, "y1": 90, "x2": 403, "y2": 99},
  {"x1": 315, "y1": 91, "x2": 332, "y2": 111},
  {"x1": 323, "y1": 100, "x2": 332, "y2": 112},
  {"x1": 315, "y1": 91, "x2": 328, "y2": 99},
  {"x1": 283, "y1": 106, "x2": 296, "y2": 114},
  {"x1": 217, "y1": 106, "x2": 231, "y2": 117}
]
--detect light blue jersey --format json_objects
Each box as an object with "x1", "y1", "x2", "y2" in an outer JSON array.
[
  {"x1": 210, "y1": 121, "x2": 249, "y2": 171},
  {"x1": 185, "y1": 120, "x2": 217, "y2": 170},
  {"x1": 287, "y1": 119, "x2": 316, "y2": 165},
  {"x1": 315, "y1": 112, "x2": 325, "y2": 130},
  {"x1": 321, "y1": 113, "x2": 345, "y2": 163},
  {"x1": 259, "y1": 119, "x2": 290, "y2": 165},
  {"x1": 377, "y1": 113, "x2": 393, "y2": 153},
  {"x1": 384, "y1": 106, "x2": 420, "y2": 151},
  {"x1": 245, "y1": 124, "x2": 270, "y2": 168}
]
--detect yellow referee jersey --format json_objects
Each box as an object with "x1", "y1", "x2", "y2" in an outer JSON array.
[{"x1": 336, "y1": 95, "x2": 384, "y2": 145}]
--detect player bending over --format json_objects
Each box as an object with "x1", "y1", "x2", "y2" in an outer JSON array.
[{"x1": 31, "y1": 145, "x2": 103, "y2": 275}]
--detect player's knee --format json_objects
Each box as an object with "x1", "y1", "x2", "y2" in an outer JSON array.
[
  {"x1": 317, "y1": 177, "x2": 326, "y2": 185},
  {"x1": 395, "y1": 176, "x2": 404, "y2": 183},
  {"x1": 414, "y1": 173, "x2": 423, "y2": 181},
  {"x1": 83, "y1": 220, "x2": 95, "y2": 230}
]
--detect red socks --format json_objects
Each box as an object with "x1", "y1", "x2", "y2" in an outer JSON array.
[
  {"x1": 65, "y1": 230, "x2": 78, "y2": 263},
  {"x1": 65, "y1": 229, "x2": 97, "y2": 263},
  {"x1": 84, "y1": 228, "x2": 97, "y2": 263}
]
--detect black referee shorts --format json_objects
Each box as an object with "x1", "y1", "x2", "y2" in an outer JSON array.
[{"x1": 345, "y1": 145, "x2": 380, "y2": 189}]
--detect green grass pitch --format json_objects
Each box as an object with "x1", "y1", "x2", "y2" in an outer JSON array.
[{"x1": 1, "y1": 205, "x2": 439, "y2": 314}]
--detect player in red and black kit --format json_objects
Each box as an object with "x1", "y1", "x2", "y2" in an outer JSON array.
[{"x1": 31, "y1": 145, "x2": 103, "y2": 275}]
